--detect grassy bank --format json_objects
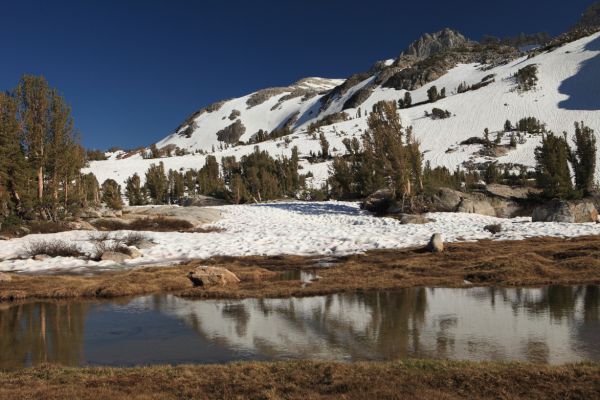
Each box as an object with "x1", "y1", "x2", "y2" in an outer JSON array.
[
  {"x1": 2, "y1": 235, "x2": 600, "y2": 302},
  {"x1": 0, "y1": 360, "x2": 598, "y2": 399}
]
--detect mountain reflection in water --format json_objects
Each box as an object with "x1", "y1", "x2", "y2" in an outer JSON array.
[{"x1": 0, "y1": 285, "x2": 598, "y2": 368}]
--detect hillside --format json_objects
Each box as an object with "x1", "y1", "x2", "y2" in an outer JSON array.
[{"x1": 85, "y1": 28, "x2": 600, "y2": 191}]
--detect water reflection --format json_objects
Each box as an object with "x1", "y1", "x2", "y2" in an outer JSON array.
[{"x1": 0, "y1": 285, "x2": 598, "y2": 368}]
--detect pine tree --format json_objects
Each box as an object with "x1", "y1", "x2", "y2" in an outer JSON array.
[
  {"x1": 535, "y1": 133, "x2": 573, "y2": 198},
  {"x1": 101, "y1": 179, "x2": 123, "y2": 210},
  {"x1": 319, "y1": 132, "x2": 330, "y2": 159},
  {"x1": 16, "y1": 76, "x2": 50, "y2": 205},
  {"x1": 125, "y1": 173, "x2": 145, "y2": 206},
  {"x1": 144, "y1": 162, "x2": 168, "y2": 204},
  {"x1": 570, "y1": 122, "x2": 596, "y2": 195},
  {"x1": 0, "y1": 92, "x2": 28, "y2": 218},
  {"x1": 427, "y1": 86, "x2": 439, "y2": 103},
  {"x1": 504, "y1": 119, "x2": 513, "y2": 132}
]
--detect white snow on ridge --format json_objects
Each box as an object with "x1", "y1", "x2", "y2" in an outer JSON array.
[
  {"x1": 85, "y1": 32, "x2": 600, "y2": 190},
  {"x1": 1, "y1": 201, "x2": 600, "y2": 273}
]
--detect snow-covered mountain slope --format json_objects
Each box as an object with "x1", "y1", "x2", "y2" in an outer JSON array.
[{"x1": 85, "y1": 30, "x2": 600, "y2": 189}]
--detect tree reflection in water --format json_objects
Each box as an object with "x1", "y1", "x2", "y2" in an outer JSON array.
[{"x1": 0, "y1": 286, "x2": 598, "y2": 368}]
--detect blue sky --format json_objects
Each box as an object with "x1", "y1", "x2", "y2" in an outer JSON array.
[{"x1": 0, "y1": 0, "x2": 593, "y2": 150}]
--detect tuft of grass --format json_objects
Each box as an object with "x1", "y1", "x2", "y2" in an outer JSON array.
[
  {"x1": 120, "y1": 232, "x2": 150, "y2": 247},
  {"x1": 25, "y1": 240, "x2": 85, "y2": 258}
]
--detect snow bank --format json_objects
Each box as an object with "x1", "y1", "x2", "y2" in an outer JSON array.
[{"x1": 1, "y1": 201, "x2": 600, "y2": 273}]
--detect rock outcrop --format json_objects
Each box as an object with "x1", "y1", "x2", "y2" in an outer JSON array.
[
  {"x1": 400, "y1": 28, "x2": 473, "y2": 60},
  {"x1": 362, "y1": 189, "x2": 395, "y2": 214},
  {"x1": 188, "y1": 266, "x2": 240, "y2": 288},
  {"x1": 532, "y1": 200, "x2": 598, "y2": 223}
]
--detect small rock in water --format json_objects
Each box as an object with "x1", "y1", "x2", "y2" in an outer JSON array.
[{"x1": 427, "y1": 233, "x2": 444, "y2": 253}]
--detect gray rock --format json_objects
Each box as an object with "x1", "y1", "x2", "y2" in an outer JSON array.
[
  {"x1": 181, "y1": 195, "x2": 229, "y2": 207},
  {"x1": 532, "y1": 200, "x2": 598, "y2": 223},
  {"x1": 457, "y1": 198, "x2": 496, "y2": 217},
  {"x1": 0, "y1": 272, "x2": 12, "y2": 283},
  {"x1": 100, "y1": 251, "x2": 132, "y2": 263},
  {"x1": 363, "y1": 189, "x2": 395, "y2": 213},
  {"x1": 484, "y1": 184, "x2": 539, "y2": 200},
  {"x1": 428, "y1": 188, "x2": 463, "y2": 212},
  {"x1": 135, "y1": 239, "x2": 156, "y2": 249},
  {"x1": 188, "y1": 266, "x2": 240, "y2": 288},
  {"x1": 427, "y1": 233, "x2": 444, "y2": 253},
  {"x1": 398, "y1": 214, "x2": 432, "y2": 225},
  {"x1": 127, "y1": 247, "x2": 142, "y2": 259},
  {"x1": 401, "y1": 28, "x2": 473, "y2": 61}
]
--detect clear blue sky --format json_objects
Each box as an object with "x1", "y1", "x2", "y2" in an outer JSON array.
[{"x1": 1, "y1": 0, "x2": 593, "y2": 150}]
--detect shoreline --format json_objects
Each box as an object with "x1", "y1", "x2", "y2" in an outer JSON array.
[
  {"x1": 0, "y1": 360, "x2": 598, "y2": 399},
  {"x1": 2, "y1": 235, "x2": 600, "y2": 302}
]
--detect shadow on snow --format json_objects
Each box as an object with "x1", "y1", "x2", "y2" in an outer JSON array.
[
  {"x1": 254, "y1": 202, "x2": 360, "y2": 216},
  {"x1": 558, "y1": 35, "x2": 600, "y2": 111}
]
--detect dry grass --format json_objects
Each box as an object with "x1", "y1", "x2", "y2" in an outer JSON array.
[
  {"x1": 0, "y1": 360, "x2": 598, "y2": 400},
  {"x1": 3, "y1": 235, "x2": 600, "y2": 302},
  {"x1": 24, "y1": 240, "x2": 85, "y2": 259}
]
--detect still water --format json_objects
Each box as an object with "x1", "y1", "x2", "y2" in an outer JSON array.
[{"x1": 1, "y1": 285, "x2": 598, "y2": 368}]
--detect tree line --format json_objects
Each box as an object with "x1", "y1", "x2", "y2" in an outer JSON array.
[{"x1": 0, "y1": 76, "x2": 91, "y2": 224}]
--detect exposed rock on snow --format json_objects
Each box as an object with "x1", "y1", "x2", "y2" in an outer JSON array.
[
  {"x1": 188, "y1": 266, "x2": 240, "y2": 288},
  {"x1": 428, "y1": 233, "x2": 444, "y2": 253},
  {"x1": 457, "y1": 197, "x2": 497, "y2": 217},
  {"x1": 363, "y1": 189, "x2": 395, "y2": 214},
  {"x1": 397, "y1": 214, "x2": 432, "y2": 225},
  {"x1": 123, "y1": 206, "x2": 222, "y2": 227},
  {"x1": 181, "y1": 195, "x2": 230, "y2": 207},
  {"x1": 532, "y1": 199, "x2": 599, "y2": 223},
  {"x1": 101, "y1": 251, "x2": 132, "y2": 263},
  {"x1": 3, "y1": 201, "x2": 600, "y2": 273}
]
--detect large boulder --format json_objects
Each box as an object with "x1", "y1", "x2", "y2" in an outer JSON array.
[
  {"x1": 0, "y1": 272, "x2": 12, "y2": 283},
  {"x1": 362, "y1": 189, "x2": 395, "y2": 214},
  {"x1": 188, "y1": 266, "x2": 240, "y2": 288},
  {"x1": 532, "y1": 199, "x2": 598, "y2": 223},
  {"x1": 456, "y1": 198, "x2": 496, "y2": 217},
  {"x1": 428, "y1": 188, "x2": 463, "y2": 212},
  {"x1": 427, "y1": 233, "x2": 444, "y2": 253}
]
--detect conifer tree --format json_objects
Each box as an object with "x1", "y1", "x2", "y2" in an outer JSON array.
[
  {"x1": 570, "y1": 122, "x2": 596, "y2": 195},
  {"x1": 101, "y1": 179, "x2": 123, "y2": 210},
  {"x1": 535, "y1": 133, "x2": 573, "y2": 198},
  {"x1": 319, "y1": 132, "x2": 330, "y2": 159},
  {"x1": 144, "y1": 162, "x2": 168, "y2": 204},
  {"x1": 125, "y1": 173, "x2": 145, "y2": 206}
]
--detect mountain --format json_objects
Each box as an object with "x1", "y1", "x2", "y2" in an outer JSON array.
[{"x1": 85, "y1": 18, "x2": 600, "y2": 192}]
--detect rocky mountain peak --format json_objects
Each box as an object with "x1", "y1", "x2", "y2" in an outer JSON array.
[
  {"x1": 576, "y1": 1, "x2": 600, "y2": 29},
  {"x1": 400, "y1": 28, "x2": 473, "y2": 60}
]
